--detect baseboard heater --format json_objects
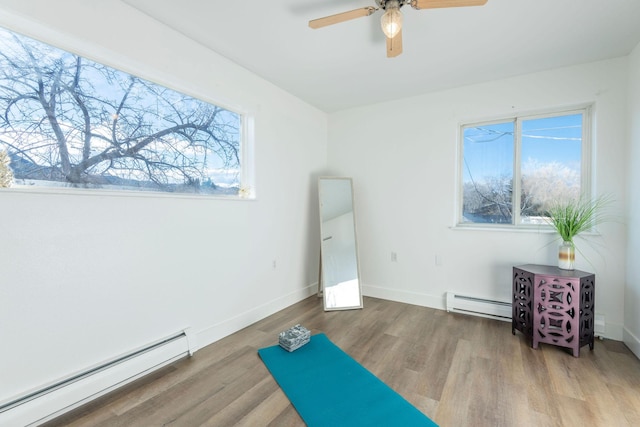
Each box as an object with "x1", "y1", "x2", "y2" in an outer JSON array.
[
  {"x1": 0, "y1": 329, "x2": 193, "y2": 427},
  {"x1": 446, "y1": 292, "x2": 511, "y2": 322}
]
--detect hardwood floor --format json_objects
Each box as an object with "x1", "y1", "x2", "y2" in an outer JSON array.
[{"x1": 44, "y1": 296, "x2": 640, "y2": 427}]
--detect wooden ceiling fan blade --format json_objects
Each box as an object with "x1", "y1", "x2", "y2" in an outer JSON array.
[
  {"x1": 386, "y1": 30, "x2": 403, "y2": 58},
  {"x1": 309, "y1": 7, "x2": 377, "y2": 29},
  {"x1": 411, "y1": 0, "x2": 488, "y2": 10}
]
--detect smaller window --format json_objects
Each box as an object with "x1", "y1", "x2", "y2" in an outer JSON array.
[{"x1": 459, "y1": 108, "x2": 590, "y2": 227}]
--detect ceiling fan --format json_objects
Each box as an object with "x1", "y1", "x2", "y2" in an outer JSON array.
[{"x1": 309, "y1": 0, "x2": 488, "y2": 58}]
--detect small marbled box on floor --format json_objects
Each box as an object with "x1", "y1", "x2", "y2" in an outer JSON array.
[{"x1": 278, "y1": 324, "x2": 311, "y2": 352}]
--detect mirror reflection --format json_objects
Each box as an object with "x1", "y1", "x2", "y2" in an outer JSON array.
[{"x1": 318, "y1": 177, "x2": 363, "y2": 310}]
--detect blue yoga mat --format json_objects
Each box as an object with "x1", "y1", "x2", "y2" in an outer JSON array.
[{"x1": 258, "y1": 333, "x2": 438, "y2": 427}]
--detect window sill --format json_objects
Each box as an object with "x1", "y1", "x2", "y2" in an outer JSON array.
[
  {"x1": 450, "y1": 224, "x2": 601, "y2": 237},
  {"x1": 0, "y1": 186, "x2": 255, "y2": 201},
  {"x1": 450, "y1": 224, "x2": 554, "y2": 233}
]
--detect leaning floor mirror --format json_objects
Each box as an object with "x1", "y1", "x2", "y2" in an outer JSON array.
[{"x1": 318, "y1": 177, "x2": 363, "y2": 311}]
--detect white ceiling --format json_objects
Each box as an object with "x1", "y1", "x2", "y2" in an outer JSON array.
[{"x1": 122, "y1": 0, "x2": 640, "y2": 113}]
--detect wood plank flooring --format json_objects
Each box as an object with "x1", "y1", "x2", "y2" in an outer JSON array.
[{"x1": 44, "y1": 296, "x2": 640, "y2": 427}]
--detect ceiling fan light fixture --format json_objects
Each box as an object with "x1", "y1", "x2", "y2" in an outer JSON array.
[{"x1": 381, "y1": 2, "x2": 403, "y2": 39}]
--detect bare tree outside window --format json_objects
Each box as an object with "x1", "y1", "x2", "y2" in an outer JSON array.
[
  {"x1": 462, "y1": 121, "x2": 515, "y2": 224},
  {"x1": 0, "y1": 27, "x2": 243, "y2": 195},
  {"x1": 461, "y1": 111, "x2": 586, "y2": 226}
]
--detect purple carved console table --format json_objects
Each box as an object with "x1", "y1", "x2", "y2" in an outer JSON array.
[{"x1": 512, "y1": 264, "x2": 595, "y2": 357}]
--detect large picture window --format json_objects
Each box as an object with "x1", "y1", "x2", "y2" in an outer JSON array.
[
  {"x1": 0, "y1": 27, "x2": 245, "y2": 196},
  {"x1": 459, "y1": 108, "x2": 590, "y2": 226}
]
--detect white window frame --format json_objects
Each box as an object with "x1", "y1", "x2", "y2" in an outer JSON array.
[
  {"x1": 456, "y1": 105, "x2": 593, "y2": 229},
  {"x1": 0, "y1": 19, "x2": 255, "y2": 200}
]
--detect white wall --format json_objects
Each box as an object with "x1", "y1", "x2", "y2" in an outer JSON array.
[
  {"x1": 328, "y1": 58, "x2": 629, "y2": 340},
  {"x1": 625, "y1": 42, "x2": 640, "y2": 358},
  {"x1": 0, "y1": 0, "x2": 327, "y2": 403}
]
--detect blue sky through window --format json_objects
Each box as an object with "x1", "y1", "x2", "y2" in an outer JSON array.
[
  {"x1": 463, "y1": 113, "x2": 582, "y2": 184},
  {"x1": 521, "y1": 114, "x2": 582, "y2": 174}
]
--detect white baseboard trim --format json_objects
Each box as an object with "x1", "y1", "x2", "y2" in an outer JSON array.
[
  {"x1": 362, "y1": 284, "x2": 626, "y2": 341},
  {"x1": 362, "y1": 284, "x2": 445, "y2": 311},
  {"x1": 195, "y1": 283, "x2": 317, "y2": 350},
  {"x1": 623, "y1": 327, "x2": 640, "y2": 359},
  {"x1": 8, "y1": 280, "x2": 627, "y2": 427},
  {"x1": 0, "y1": 333, "x2": 190, "y2": 427},
  {"x1": 0, "y1": 283, "x2": 318, "y2": 427}
]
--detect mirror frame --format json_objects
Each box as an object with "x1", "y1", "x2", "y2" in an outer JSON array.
[{"x1": 318, "y1": 176, "x2": 363, "y2": 311}]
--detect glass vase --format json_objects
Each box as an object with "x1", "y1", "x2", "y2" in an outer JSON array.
[{"x1": 558, "y1": 241, "x2": 575, "y2": 270}]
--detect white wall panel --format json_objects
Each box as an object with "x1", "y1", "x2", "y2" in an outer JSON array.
[
  {"x1": 0, "y1": 0, "x2": 327, "y2": 405},
  {"x1": 328, "y1": 59, "x2": 630, "y2": 340}
]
